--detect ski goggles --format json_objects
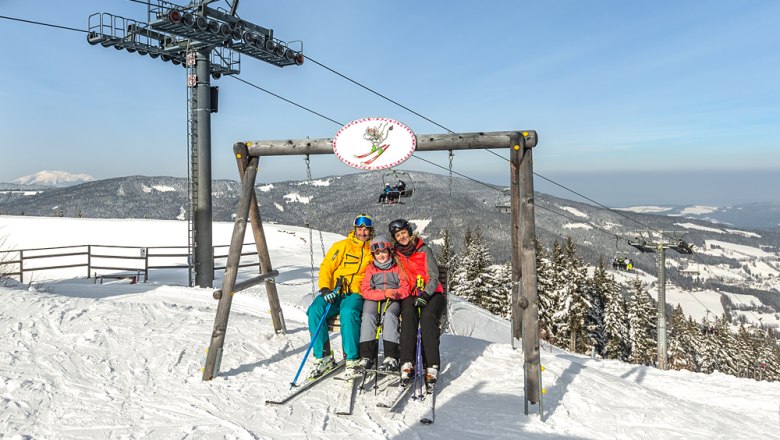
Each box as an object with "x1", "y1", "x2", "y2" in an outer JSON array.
[
  {"x1": 354, "y1": 214, "x2": 373, "y2": 228},
  {"x1": 370, "y1": 241, "x2": 393, "y2": 253}
]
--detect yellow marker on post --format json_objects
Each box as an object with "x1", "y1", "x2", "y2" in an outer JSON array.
[{"x1": 513, "y1": 145, "x2": 520, "y2": 150}]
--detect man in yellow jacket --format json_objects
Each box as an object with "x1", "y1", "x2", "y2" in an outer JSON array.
[{"x1": 307, "y1": 213, "x2": 374, "y2": 378}]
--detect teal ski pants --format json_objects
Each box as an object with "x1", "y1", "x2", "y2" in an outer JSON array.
[{"x1": 307, "y1": 292, "x2": 364, "y2": 360}]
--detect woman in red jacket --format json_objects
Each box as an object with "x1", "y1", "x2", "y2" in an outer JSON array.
[{"x1": 389, "y1": 218, "x2": 446, "y2": 384}]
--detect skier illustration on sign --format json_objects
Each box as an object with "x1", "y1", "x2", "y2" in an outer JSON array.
[
  {"x1": 355, "y1": 122, "x2": 393, "y2": 165},
  {"x1": 306, "y1": 214, "x2": 374, "y2": 379}
]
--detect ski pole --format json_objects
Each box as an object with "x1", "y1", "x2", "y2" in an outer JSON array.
[
  {"x1": 373, "y1": 298, "x2": 391, "y2": 394},
  {"x1": 413, "y1": 275, "x2": 425, "y2": 399},
  {"x1": 290, "y1": 279, "x2": 342, "y2": 388},
  {"x1": 414, "y1": 305, "x2": 423, "y2": 400}
]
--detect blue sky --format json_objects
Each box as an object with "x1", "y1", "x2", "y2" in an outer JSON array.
[{"x1": 1, "y1": 1, "x2": 779, "y2": 206}]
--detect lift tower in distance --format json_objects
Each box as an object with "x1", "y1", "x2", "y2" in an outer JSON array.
[
  {"x1": 86, "y1": 0, "x2": 304, "y2": 287},
  {"x1": 628, "y1": 231, "x2": 693, "y2": 370}
]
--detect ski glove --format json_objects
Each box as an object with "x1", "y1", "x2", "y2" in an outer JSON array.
[
  {"x1": 415, "y1": 292, "x2": 432, "y2": 308},
  {"x1": 320, "y1": 288, "x2": 338, "y2": 304}
]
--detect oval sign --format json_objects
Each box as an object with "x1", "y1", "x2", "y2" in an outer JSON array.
[{"x1": 333, "y1": 118, "x2": 416, "y2": 170}]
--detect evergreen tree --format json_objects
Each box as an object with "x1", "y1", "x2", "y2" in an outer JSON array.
[
  {"x1": 483, "y1": 263, "x2": 512, "y2": 318},
  {"x1": 627, "y1": 278, "x2": 656, "y2": 366},
  {"x1": 450, "y1": 226, "x2": 494, "y2": 309},
  {"x1": 694, "y1": 317, "x2": 718, "y2": 374},
  {"x1": 436, "y1": 228, "x2": 452, "y2": 267},
  {"x1": 667, "y1": 304, "x2": 696, "y2": 371},
  {"x1": 553, "y1": 237, "x2": 591, "y2": 353},
  {"x1": 600, "y1": 263, "x2": 630, "y2": 361},
  {"x1": 538, "y1": 240, "x2": 564, "y2": 345},
  {"x1": 535, "y1": 239, "x2": 557, "y2": 344},
  {"x1": 585, "y1": 258, "x2": 611, "y2": 356}
]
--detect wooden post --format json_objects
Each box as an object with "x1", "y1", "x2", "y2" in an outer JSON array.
[
  {"x1": 510, "y1": 132, "x2": 523, "y2": 341},
  {"x1": 19, "y1": 250, "x2": 24, "y2": 284},
  {"x1": 87, "y1": 245, "x2": 91, "y2": 279},
  {"x1": 203, "y1": 154, "x2": 260, "y2": 381},
  {"x1": 234, "y1": 142, "x2": 287, "y2": 334},
  {"x1": 515, "y1": 135, "x2": 542, "y2": 408},
  {"x1": 144, "y1": 247, "x2": 149, "y2": 283}
]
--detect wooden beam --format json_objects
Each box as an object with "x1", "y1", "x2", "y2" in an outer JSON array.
[
  {"x1": 203, "y1": 154, "x2": 260, "y2": 381},
  {"x1": 516, "y1": 136, "x2": 542, "y2": 409},
  {"x1": 243, "y1": 130, "x2": 538, "y2": 156},
  {"x1": 234, "y1": 143, "x2": 287, "y2": 334}
]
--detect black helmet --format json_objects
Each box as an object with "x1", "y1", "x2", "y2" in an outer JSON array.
[{"x1": 388, "y1": 218, "x2": 412, "y2": 237}]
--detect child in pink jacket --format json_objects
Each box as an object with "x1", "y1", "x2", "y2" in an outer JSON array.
[{"x1": 357, "y1": 235, "x2": 413, "y2": 371}]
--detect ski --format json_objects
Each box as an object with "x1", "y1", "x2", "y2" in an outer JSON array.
[
  {"x1": 377, "y1": 379, "x2": 412, "y2": 410},
  {"x1": 358, "y1": 368, "x2": 400, "y2": 394},
  {"x1": 361, "y1": 144, "x2": 392, "y2": 166},
  {"x1": 419, "y1": 382, "x2": 436, "y2": 425},
  {"x1": 335, "y1": 374, "x2": 359, "y2": 415},
  {"x1": 264, "y1": 360, "x2": 345, "y2": 406},
  {"x1": 354, "y1": 143, "x2": 389, "y2": 160}
]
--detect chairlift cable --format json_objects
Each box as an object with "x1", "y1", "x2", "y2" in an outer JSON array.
[{"x1": 6, "y1": 12, "x2": 763, "y2": 327}]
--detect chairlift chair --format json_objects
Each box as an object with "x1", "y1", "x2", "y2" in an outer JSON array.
[
  {"x1": 380, "y1": 170, "x2": 414, "y2": 204},
  {"x1": 496, "y1": 187, "x2": 511, "y2": 214},
  {"x1": 611, "y1": 251, "x2": 634, "y2": 271}
]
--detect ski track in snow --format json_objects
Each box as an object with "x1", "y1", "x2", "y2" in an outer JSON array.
[{"x1": 2, "y1": 280, "x2": 779, "y2": 439}]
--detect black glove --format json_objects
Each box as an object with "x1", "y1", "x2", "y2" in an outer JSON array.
[
  {"x1": 415, "y1": 292, "x2": 432, "y2": 308},
  {"x1": 320, "y1": 288, "x2": 338, "y2": 304}
]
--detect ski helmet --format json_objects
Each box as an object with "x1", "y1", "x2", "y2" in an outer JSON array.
[
  {"x1": 388, "y1": 218, "x2": 412, "y2": 237},
  {"x1": 370, "y1": 235, "x2": 394, "y2": 254}
]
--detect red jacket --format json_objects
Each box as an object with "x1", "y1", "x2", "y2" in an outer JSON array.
[
  {"x1": 360, "y1": 261, "x2": 413, "y2": 301},
  {"x1": 396, "y1": 238, "x2": 444, "y2": 296}
]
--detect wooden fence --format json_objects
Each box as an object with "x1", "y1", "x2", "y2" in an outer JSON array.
[{"x1": 0, "y1": 243, "x2": 259, "y2": 284}]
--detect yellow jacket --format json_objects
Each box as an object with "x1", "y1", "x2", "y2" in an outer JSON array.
[{"x1": 319, "y1": 231, "x2": 373, "y2": 294}]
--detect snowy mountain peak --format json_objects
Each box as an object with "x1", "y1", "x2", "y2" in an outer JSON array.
[{"x1": 13, "y1": 170, "x2": 94, "y2": 187}]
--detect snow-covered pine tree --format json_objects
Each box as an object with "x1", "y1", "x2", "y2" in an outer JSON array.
[
  {"x1": 627, "y1": 278, "x2": 657, "y2": 366},
  {"x1": 599, "y1": 262, "x2": 630, "y2": 361},
  {"x1": 483, "y1": 262, "x2": 512, "y2": 318},
  {"x1": 694, "y1": 317, "x2": 718, "y2": 374},
  {"x1": 540, "y1": 240, "x2": 565, "y2": 345},
  {"x1": 756, "y1": 328, "x2": 780, "y2": 381},
  {"x1": 436, "y1": 228, "x2": 452, "y2": 267},
  {"x1": 553, "y1": 237, "x2": 591, "y2": 353},
  {"x1": 450, "y1": 226, "x2": 494, "y2": 309},
  {"x1": 535, "y1": 239, "x2": 558, "y2": 344},
  {"x1": 585, "y1": 258, "x2": 611, "y2": 356},
  {"x1": 667, "y1": 304, "x2": 696, "y2": 371},
  {"x1": 712, "y1": 315, "x2": 738, "y2": 375}
]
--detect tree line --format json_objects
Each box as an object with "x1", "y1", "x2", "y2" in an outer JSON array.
[{"x1": 445, "y1": 226, "x2": 780, "y2": 382}]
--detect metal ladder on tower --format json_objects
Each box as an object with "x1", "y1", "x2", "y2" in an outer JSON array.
[{"x1": 186, "y1": 49, "x2": 198, "y2": 287}]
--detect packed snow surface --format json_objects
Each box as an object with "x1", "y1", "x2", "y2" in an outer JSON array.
[{"x1": 1, "y1": 216, "x2": 778, "y2": 439}]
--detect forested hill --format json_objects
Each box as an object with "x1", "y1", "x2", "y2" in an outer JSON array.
[{"x1": 1, "y1": 172, "x2": 779, "y2": 303}]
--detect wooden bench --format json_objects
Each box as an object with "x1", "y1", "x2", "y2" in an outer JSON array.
[
  {"x1": 94, "y1": 271, "x2": 143, "y2": 284},
  {"x1": 326, "y1": 264, "x2": 449, "y2": 332}
]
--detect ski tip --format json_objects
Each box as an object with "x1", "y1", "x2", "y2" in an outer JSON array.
[{"x1": 420, "y1": 418, "x2": 434, "y2": 425}]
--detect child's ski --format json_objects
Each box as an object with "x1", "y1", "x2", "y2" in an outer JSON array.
[
  {"x1": 334, "y1": 375, "x2": 359, "y2": 415},
  {"x1": 377, "y1": 379, "x2": 412, "y2": 410}
]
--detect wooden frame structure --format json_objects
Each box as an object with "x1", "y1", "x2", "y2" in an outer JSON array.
[{"x1": 201, "y1": 130, "x2": 544, "y2": 415}]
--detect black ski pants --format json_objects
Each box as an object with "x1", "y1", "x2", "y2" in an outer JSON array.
[{"x1": 399, "y1": 293, "x2": 446, "y2": 368}]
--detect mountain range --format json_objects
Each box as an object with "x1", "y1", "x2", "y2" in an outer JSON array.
[
  {"x1": 10, "y1": 170, "x2": 94, "y2": 187},
  {"x1": 1, "y1": 171, "x2": 778, "y2": 312}
]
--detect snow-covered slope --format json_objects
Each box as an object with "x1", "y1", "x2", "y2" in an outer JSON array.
[{"x1": 1, "y1": 217, "x2": 778, "y2": 439}]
